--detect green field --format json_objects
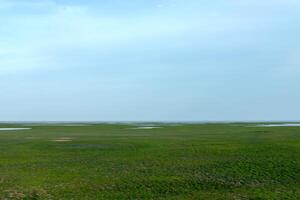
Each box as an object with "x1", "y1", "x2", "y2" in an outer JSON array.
[{"x1": 0, "y1": 123, "x2": 299, "y2": 199}]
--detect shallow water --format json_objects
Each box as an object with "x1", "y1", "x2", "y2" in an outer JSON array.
[
  {"x1": 0, "y1": 128, "x2": 32, "y2": 131},
  {"x1": 62, "y1": 124, "x2": 92, "y2": 126},
  {"x1": 257, "y1": 124, "x2": 300, "y2": 127},
  {"x1": 129, "y1": 127, "x2": 161, "y2": 130}
]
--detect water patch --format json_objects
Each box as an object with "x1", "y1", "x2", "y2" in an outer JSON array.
[
  {"x1": 256, "y1": 123, "x2": 300, "y2": 127},
  {"x1": 129, "y1": 127, "x2": 161, "y2": 130},
  {"x1": 62, "y1": 124, "x2": 92, "y2": 126},
  {"x1": 0, "y1": 128, "x2": 32, "y2": 131}
]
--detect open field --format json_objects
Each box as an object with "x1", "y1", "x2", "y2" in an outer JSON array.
[{"x1": 0, "y1": 123, "x2": 299, "y2": 199}]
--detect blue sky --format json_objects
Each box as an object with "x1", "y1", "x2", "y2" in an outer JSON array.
[{"x1": 0, "y1": 0, "x2": 300, "y2": 121}]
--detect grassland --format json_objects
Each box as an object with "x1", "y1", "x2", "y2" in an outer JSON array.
[{"x1": 0, "y1": 123, "x2": 299, "y2": 199}]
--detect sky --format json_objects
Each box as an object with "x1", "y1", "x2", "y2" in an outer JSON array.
[{"x1": 0, "y1": 0, "x2": 300, "y2": 122}]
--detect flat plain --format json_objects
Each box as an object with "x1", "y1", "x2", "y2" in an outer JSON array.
[{"x1": 0, "y1": 123, "x2": 299, "y2": 199}]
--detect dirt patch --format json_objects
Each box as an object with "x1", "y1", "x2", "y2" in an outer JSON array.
[{"x1": 51, "y1": 137, "x2": 73, "y2": 142}]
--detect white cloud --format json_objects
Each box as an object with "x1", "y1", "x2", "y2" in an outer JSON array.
[
  {"x1": 0, "y1": 0, "x2": 57, "y2": 10},
  {"x1": 0, "y1": 46, "x2": 53, "y2": 74},
  {"x1": 0, "y1": 0, "x2": 297, "y2": 74},
  {"x1": 0, "y1": 2, "x2": 230, "y2": 74},
  {"x1": 228, "y1": 0, "x2": 300, "y2": 6}
]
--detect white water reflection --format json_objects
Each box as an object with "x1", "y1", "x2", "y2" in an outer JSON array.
[
  {"x1": 0, "y1": 128, "x2": 32, "y2": 131},
  {"x1": 257, "y1": 124, "x2": 300, "y2": 127},
  {"x1": 129, "y1": 127, "x2": 161, "y2": 130}
]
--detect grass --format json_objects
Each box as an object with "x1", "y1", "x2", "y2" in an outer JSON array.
[{"x1": 0, "y1": 123, "x2": 299, "y2": 199}]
